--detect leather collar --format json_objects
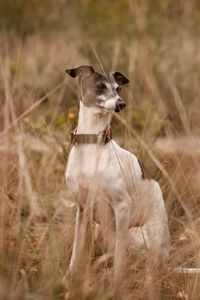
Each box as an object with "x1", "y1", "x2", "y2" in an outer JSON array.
[{"x1": 71, "y1": 127, "x2": 112, "y2": 145}]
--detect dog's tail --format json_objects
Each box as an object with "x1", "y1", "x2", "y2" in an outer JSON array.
[{"x1": 169, "y1": 267, "x2": 200, "y2": 274}]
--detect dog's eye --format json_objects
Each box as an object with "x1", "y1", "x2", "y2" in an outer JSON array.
[
  {"x1": 116, "y1": 86, "x2": 121, "y2": 93},
  {"x1": 97, "y1": 83, "x2": 107, "y2": 90}
]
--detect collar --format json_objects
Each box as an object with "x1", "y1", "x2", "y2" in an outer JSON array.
[{"x1": 71, "y1": 126, "x2": 112, "y2": 145}]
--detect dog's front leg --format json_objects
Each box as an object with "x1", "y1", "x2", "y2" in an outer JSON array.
[
  {"x1": 68, "y1": 185, "x2": 90, "y2": 274},
  {"x1": 69, "y1": 205, "x2": 89, "y2": 274},
  {"x1": 69, "y1": 205, "x2": 83, "y2": 273},
  {"x1": 114, "y1": 201, "x2": 130, "y2": 286}
]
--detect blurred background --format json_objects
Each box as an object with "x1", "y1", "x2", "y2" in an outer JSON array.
[{"x1": 0, "y1": 1, "x2": 200, "y2": 299}]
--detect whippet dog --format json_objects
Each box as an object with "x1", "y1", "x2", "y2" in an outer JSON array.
[{"x1": 65, "y1": 65, "x2": 170, "y2": 283}]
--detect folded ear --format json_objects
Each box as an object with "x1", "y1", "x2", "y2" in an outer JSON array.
[
  {"x1": 113, "y1": 72, "x2": 129, "y2": 85},
  {"x1": 65, "y1": 65, "x2": 95, "y2": 78}
]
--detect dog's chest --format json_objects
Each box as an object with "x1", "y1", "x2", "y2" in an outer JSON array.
[
  {"x1": 66, "y1": 143, "x2": 116, "y2": 192},
  {"x1": 66, "y1": 141, "x2": 144, "y2": 203}
]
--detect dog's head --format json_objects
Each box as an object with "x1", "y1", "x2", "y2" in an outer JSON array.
[{"x1": 66, "y1": 65, "x2": 129, "y2": 113}]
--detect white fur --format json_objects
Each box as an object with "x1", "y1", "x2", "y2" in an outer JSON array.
[
  {"x1": 99, "y1": 97, "x2": 118, "y2": 110},
  {"x1": 77, "y1": 101, "x2": 112, "y2": 133},
  {"x1": 66, "y1": 101, "x2": 170, "y2": 282},
  {"x1": 97, "y1": 81, "x2": 119, "y2": 110}
]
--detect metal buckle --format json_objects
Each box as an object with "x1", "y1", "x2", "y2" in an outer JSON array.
[
  {"x1": 97, "y1": 132, "x2": 104, "y2": 144},
  {"x1": 98, "y1": 127, "x2": 112, "y2": 144}
]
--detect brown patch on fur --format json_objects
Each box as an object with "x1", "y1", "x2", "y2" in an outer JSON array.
[
  {"x1": 66, "y1": 65, "x2": 129, "y2": 108},
  {"x1": 138, "y1": 159, "x2": 153, "y2": 180}
]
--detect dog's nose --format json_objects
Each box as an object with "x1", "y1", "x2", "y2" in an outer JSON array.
[{"x1": 115, "y1": 99, "x2": 126, "y2": 112}]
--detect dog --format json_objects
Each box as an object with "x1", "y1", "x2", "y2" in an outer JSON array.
[{"x1": 65, "y1": 65, "x2": 170, "y2": 283}]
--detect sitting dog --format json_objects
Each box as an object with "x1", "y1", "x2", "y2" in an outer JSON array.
[{"x1": 65, "y1": 65, "x2": 170, "y2": 283}]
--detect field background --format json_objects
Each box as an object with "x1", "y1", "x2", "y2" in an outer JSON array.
[{"x1": 0, "y1": 1, "x2": 200, "y2": 299}]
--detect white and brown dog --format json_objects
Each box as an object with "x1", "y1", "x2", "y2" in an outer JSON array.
[{"x1": 65, "y1": 65, "x2": 170, "y2": 282}]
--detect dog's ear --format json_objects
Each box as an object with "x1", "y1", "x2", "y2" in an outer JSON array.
[
  {"x1": 113, "y1": 72, "x2": 129, "y2": 86},
  {"x1": 65, "y1": 65, "x2": 95, "y2": 78}
]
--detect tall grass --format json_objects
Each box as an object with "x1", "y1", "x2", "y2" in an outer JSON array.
[{"x1": 0, "y1": 1, "x2": 200, "y2": 299}]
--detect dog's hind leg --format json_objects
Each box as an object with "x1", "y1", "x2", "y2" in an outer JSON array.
[
  {"x1": 128, "y1": 226, "x2": 149, "y2": 253},
  {"x1": 128, "y1": 224, "x2": 170, "y2": 264}
]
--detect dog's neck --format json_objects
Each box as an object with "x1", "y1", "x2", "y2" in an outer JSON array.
[{"x1": 77, "y1": 101, "x2": 112, "y2": 134}]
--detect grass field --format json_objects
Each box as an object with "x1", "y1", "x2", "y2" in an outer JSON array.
[{"x1": 0, "y1": 1, "x2": 200, "y2": 299}]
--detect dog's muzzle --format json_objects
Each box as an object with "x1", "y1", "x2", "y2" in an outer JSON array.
[{"x1": 115, "y1": 99, "x2": 126, "y2": 112}]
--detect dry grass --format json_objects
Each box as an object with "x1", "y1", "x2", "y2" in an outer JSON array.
[{"x1": 0, "y1": 1, "x2": 200, "y2": 299}]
